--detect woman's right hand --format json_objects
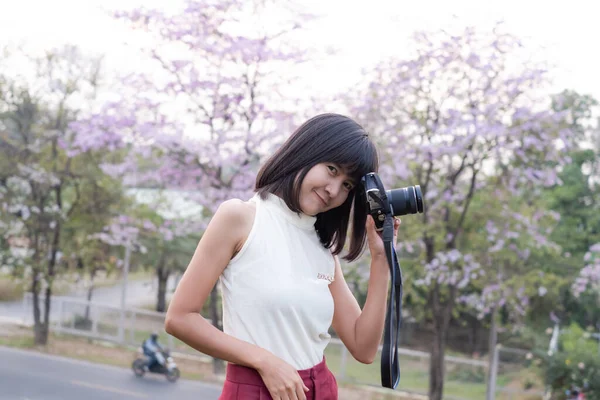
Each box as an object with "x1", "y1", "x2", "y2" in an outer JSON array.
[{"x1": 255, "y1": 352, "x2": 309, "y2": 400}]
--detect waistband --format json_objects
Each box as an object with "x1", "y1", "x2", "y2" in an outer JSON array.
[{"x1": 226, "y1": 357, "x2": 329, "y2": 385}]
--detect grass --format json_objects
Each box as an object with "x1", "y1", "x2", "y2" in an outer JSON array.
[
  {"x1": 323, "y1": 345, "x2": 543, "y2": 400},
  {"x1": 0, "y1": 333, "x2": 35, "y2": 348},
  {"x1": 324, "y1": 346, "x2": 431, "y2": 395}
]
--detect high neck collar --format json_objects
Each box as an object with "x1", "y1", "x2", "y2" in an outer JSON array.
[{"x1": 259, "y1": 192, "x2": 317, "y2": 230}]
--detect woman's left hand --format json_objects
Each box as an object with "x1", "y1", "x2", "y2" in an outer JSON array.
[{"x1": 365, "y1": 215, "x2": 401, "y2": 262}]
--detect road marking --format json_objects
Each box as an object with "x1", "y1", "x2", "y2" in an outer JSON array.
[{"x1": 70, "y1": 380, "x2": 148, "y2": 398}]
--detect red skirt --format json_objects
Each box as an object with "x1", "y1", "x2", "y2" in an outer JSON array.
[{"x1": 218, "y1": 357, "x2": 338, "y2": 400}]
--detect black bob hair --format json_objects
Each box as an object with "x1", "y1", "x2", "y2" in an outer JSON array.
[{"x1": 255, "y1": 113, "x2": 379, "y2": 261}]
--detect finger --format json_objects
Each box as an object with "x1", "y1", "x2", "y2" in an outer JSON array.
[
  {"x1": 279, "y1": 391, "x2": 290, "y2": 400},
  {"x1": 366, "y1": 214, "x2": 375, "y2": 228},
  {"x1": 277, "y1": 389, "x2": 289, "y2": 400},
  {"x1": 393, "y1": 218, "x2": 401, "y2": 234},
  {"x1": 392, "y1": 218, "x2": 401, "y2": 242},
  {"x1": 287, "y1": 386, "x2": 300, "y2": 400},
  {"x1": 365, "y1": 215, "x2": 377, "y2": 237},
  {"x1": 301, "y1": 380, "x2": 310, "y2": 398},
  {"x1": 294, "y1": 382, "x2": 307, "y2": 400}
]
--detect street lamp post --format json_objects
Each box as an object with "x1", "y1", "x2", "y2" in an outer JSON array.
[{"x1": 118, "y1": 240, "x2": 131, "y2": 343}]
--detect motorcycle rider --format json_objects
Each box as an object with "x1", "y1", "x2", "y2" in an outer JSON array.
[{"x1": 142, "y1": 332, "x2": 166, "y2": 371}]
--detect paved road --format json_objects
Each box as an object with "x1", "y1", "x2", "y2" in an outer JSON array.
[{"x1": 0, "y1": 346, "x2": 222, "y2": 400}]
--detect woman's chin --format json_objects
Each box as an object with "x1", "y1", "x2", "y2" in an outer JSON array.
[{"x1": 299, "y1": 202, "x2": 319, "y2": 217}]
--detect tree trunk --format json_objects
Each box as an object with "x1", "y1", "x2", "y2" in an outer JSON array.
[
  {"x1": 156, "y1": 266, "x2": 170, "y2": 312},
  {"x1": 428, "y1": 283, "x2": 456, "y2": 400},
  {"x1": 31, "y1": 274, "x2": 52, "y2": 345},
  {"x1": 485, "y1": 307, "x2": 498, "y2": 400},
  {"x1": 31, "y1": 270, "x2": 47, "y2": 345},
  {"x1": 41, "y1": 284, "x2": 52, "y2": 343},
  {"x1": 429, "y1": 324, "x2": 446, "y2": 400},
  {"x1": 423, "y1": 235, "x2": 447, "y2": 400},
  {"x1": 36, "y1": 200, "x2": 61, "y2": 345},
  {"x1": 210, "y1": 285, "x2": 225, "y2": 375}
]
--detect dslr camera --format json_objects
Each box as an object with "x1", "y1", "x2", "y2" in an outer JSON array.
[{"x1": 362, "y1": 172, "x2": 424, "y2": 231}]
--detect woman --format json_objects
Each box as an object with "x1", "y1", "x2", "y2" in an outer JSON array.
[{"x1": 165, "y1": 113, "x2": 401, "y2": 400}]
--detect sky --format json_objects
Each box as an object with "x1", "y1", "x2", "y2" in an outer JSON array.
[{"x1": 0, "y1": 0, "x2": 599, "y2": 112}]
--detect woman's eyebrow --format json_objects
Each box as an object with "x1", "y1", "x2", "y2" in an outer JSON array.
[{"x1": 337, "y1": 165, "x2": 358, "y2": 184}]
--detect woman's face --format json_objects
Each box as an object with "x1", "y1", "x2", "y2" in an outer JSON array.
[{"x1": 298, "y1": 163, "x2": 356, "y2": 216}]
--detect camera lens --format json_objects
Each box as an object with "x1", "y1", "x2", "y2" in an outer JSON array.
[{"x1": 387, "y1": 185, "x2": 424, "y2": 216}]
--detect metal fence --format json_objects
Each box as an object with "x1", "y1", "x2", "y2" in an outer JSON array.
[
  {"x1": 494, "y1": 346, "x2": 546, "y2": 400},
  {"x1": 21, "y1": 293, "x2": 545, "y2": 399},
  {"x1": 21, "y1": 293, "x2": 210, "y2": 361},
  {"x1": 325, "y1": 339, "x2": 544, "y2": 400}
]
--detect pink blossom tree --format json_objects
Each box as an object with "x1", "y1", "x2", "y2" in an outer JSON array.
[
  {"x1": 68, "y1": 0, "x2": 317, "y2": 373},
  {"x1": 350, "y1": 24, "x2": 573, "y2": 399},
  {"x1": 573, "y1": 244, "x2": 600, "y2": 299}
]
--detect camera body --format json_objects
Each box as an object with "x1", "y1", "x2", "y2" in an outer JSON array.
[{"x1": 362, "y1": 172, "x2": 424, "y2": 231}]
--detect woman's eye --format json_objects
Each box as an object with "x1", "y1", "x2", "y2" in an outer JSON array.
[
  {"x1": 328, "y1": 165, "x2": 338, "y2": 174},
  {"x1": 344, "y1": 182, "x2": 354, "y2": 190}
]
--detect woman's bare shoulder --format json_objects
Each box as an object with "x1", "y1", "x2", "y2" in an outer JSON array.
[
  {"x1": 212, "y1": 198, "x2": 256, "y2": 253},
  {"x1": 216, "y1": 198, "x2": 256, "y2": 224}
]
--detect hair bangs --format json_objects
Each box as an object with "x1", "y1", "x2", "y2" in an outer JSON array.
[{"x1": 329, "y1": 136, "x2": 379, "y2": 185}]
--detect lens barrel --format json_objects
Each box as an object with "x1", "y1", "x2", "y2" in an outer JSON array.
[{"x1": 387, "y1": 185, "x2": 424, "y2": 216}]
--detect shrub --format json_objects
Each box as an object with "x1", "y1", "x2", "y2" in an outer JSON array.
[{"x1": 537, "y1": 323, "x2": 600, "y2": 399}]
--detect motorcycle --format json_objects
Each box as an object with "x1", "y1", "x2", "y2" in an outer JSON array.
[{"x1": 132, "y1": 348, "x2": 181, "y2": 382}]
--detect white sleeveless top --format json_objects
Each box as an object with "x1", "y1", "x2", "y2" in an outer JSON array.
[{"x1": 219, "y1": 192, "x2": 336, "y2": 370}]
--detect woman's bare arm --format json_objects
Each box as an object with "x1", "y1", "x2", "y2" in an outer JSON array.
[{"x1": 164, "y1": 199, "x2": 270, "y2": 369}]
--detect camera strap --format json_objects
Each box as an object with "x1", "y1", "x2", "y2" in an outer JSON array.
[
  {"x1": 370, "y1": 176, "x2": 403, "y2": 389},
  {"x1": 381, "y1": 222, "x2": 403, "y2": 389}
]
